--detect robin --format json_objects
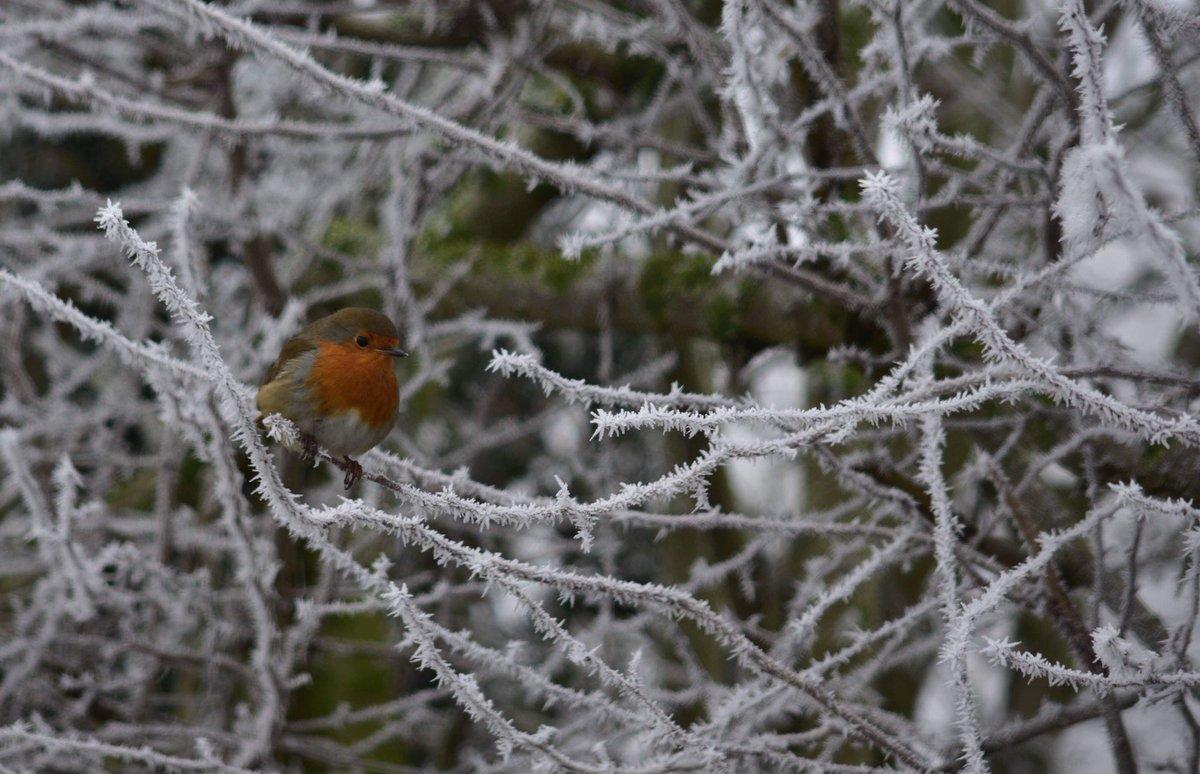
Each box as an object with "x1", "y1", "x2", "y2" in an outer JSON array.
[{"x1": 256, "y1": 307, "x2": 408, "y2": 488}]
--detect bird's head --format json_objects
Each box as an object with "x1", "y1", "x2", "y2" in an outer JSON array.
[{"x1": 310, "y1": 307, "x2": 408, "y2": 359}]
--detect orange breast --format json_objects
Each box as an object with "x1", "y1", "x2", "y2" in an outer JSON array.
[{"x1": 307, "y1": 341, "x2": 399, "y2": 429}]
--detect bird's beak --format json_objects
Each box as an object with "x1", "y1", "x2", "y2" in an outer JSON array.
[{"x1": 379, "y1": 347, "x2": 409, "y2": 358}]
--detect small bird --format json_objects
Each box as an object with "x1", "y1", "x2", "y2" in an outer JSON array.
[{"x1": 257, "y1": 307, "x2": 407, "y2": 488}]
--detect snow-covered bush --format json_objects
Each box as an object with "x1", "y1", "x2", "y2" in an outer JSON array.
[{"x1": 3, "y1": 0, "x2": 1200, "y2": 770}]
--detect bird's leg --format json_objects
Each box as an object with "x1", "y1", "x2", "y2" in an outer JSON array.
[
  {"x1": 298, "y1": 433, "x2": 319, "y2": 463},
  {"x1": 342, "y1": 456, "x2": 364, "y2": 489}
]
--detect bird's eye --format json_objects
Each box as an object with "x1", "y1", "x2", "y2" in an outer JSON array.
[{"x1": 355, "y1": 335, "x2": 369, "y2": 348}]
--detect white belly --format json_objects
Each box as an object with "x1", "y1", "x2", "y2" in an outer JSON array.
[{"x1": 313, "y1": 409, "x2": 390, "y2": 457}]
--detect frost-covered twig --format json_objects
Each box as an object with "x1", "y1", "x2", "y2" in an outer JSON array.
[
  {"x1": 488, "y1": 349, "x2": 739, "y2": 410},
  {"x1": 0, "y1": 722, "x2": 248, "y2": 772},
  {"x1": 862, "y1": 170, "x2": 1200, "y2": 445}
]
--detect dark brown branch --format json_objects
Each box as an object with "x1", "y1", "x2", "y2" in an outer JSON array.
[{"x1": 987, "y1": 460, "x2": 1138, "y2": 774}]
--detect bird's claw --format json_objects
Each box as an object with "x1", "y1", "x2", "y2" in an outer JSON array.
[
  {"x1": 342, "y1": 457, "x2": 363, "y2": 490},
  {"x1": 294, "y1": 436, "x2": 361, "y2": 488},
  {"x1": 298, "y1": 433, "x2": 319, "y2": 463}
]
